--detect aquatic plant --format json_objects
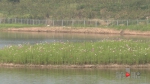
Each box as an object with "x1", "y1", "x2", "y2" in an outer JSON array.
[{"x1": 0, "y1": 40, "x2": 150, "y2": 65}]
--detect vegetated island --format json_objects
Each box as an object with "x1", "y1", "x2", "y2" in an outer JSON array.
[{"x1": 0, "y1": 40, "x2": 150, "y2": 68}]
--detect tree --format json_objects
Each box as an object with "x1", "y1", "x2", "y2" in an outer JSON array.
[{"x1": 8, "y1": 0, "x2": 20, "y2": 3}]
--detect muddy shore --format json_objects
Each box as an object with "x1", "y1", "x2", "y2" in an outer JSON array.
[
  {"x1": 3, "y1": 27, "x2": 150, "y2": 36},
  {"x1": 0, "y1": 63, "x2": 150, "y2": 69}
]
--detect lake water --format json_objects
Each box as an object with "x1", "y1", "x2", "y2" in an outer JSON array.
[
  {"x1": 0, "y1": 31, "x2": 150, "y2": 48},
  {"x1": 0, "y1": 68, "x2": 149, "y2": 84},
  {"x1": 0, "y1": 31, "x2": 150, "y2": 84}
]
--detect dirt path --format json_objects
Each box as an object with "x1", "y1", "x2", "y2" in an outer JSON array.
[{"x1": 3, "y1": 27, "x2": 150, "y2": 36}]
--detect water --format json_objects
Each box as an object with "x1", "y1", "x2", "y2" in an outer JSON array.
[
  {"x1": 0, "y1": 68, "x2": 149, "y2": 84},
  {"x1": 0, "y1": 31, "x2": 150, "y2": 48},
  {"x1": 0, "y1": 31, "x2": 113, "y2": 48},
  {"x1": 0, "y1": 31, "x2": 150, "y2": 84}
]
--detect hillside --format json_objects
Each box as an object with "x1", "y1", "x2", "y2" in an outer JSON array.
[{"x1": 0, "y1": 0, "x2": 150, "y2": 19}]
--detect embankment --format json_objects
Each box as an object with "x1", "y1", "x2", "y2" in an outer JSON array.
[
  {"x1": 0, "y1": 64, "x2": 150, "y2": 68},
  {"x1": 3, "y1": 27, "x2": 150, "y2": 36}
]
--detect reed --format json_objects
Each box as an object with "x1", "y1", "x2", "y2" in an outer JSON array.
[{"x1": 0, "y1": 40, "x2": 150, "y2": 65}]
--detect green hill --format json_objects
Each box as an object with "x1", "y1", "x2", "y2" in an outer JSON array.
[{"x1": 0, "y1": 0, "x2": 150, "y2": 19}]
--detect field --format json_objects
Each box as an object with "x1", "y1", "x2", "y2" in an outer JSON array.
[{"x1": 0, "y1": 40, "x2": 150, "y2": 65}]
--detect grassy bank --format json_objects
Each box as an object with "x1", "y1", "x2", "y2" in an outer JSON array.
[
  {"x1": 109, "y1": 24, "x2": 150, "y2": 31},
  {"x1": 0, "y1": 40, "x2": 150, "y2": 65},
  {"x1": 1, "y1": 23, "x2": 150, "y2": 32},
  {"x1": 0, "y1": 24, "x2": 44, "y2": 29},
  {"x1": 66, "y1": 23, "x2": 150, "y2": 31}
]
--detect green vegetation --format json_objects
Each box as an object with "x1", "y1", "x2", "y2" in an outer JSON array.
[
  {"x1": 0, "y1": 40, "x2": 150, "y2": 65},
  {"x1": 1, "y1": 22, "x2": 150, "y2": 31},
  {"x1": 0, "y1": 0, "x2": 150, "y2": 19},
  {"x1": 71, "y1": 24, "x2": 150, "y2": 31},
  {"x1": 0, "y1": 0, "x2": 150, "y2": 31},
  {"x1": 106, "y1": 24, "x2": 150, "y2": 31},
  {"x1": 0, "y1": 24, "x2": 44, "y2": 28}
]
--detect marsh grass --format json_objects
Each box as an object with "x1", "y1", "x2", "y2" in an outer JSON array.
[{"x1": 0, "y1": 40, "x2": 150, "y2": 65}]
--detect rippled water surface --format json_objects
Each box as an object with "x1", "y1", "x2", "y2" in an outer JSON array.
[
  {"x1": 0, "y1": 68, "x2": 149, "y2": 84},
  {"x1": 0, "y1": 31, "x2": 150, "y2": 84},
  {"x1": 0, "y1": 31, "x2": 150, "y2": 48}
]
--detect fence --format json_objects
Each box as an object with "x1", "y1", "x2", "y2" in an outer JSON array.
[{"x1": 0, "y1": 18, "x2": 149, "y2": 27}]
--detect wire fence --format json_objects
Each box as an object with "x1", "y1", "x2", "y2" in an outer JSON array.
[{"x1": 0, "y1": 18, "x2": 149, "y2": 27}]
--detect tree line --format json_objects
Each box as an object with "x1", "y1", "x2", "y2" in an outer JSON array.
[{"x1": 0, "y1": 0, "x2": 150, "y2": 20}]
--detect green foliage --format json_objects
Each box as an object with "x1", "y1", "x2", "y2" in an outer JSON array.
[
  {"x1": 109, "y1": 24, "x2": 150, "y2": 31},
  {"x1": 7, "y1": 0, "x2": 19, "y2": 2},
  {"x1": 0, "y1": 0, "x2": 150, "y2": 19},
  {"x1": 0, "y1": 40, "x2": 150, "y2": 65}
]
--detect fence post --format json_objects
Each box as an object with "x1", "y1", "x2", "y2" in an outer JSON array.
[
  {"x1": 95, "y1": 20, "x2": 97, "y2": 27},
  {"x1": 45, "y1": 20, "x2": 48, "y2": 26},
  {"x1": 27, "y1": 19, "x2": 29, "y2": 25},
  {"x1": 107, "y1": 20, "x2": 108, "y2": 26},
  {"x1": 37, "y1": 20, "x2": 38, "y2": 25},
  {"x1": 67, "y1": 20, "x2": 68, "y2": 26},
  {"x1": 127, "y1": 20, "x2": 128, "y2": 26},
  {"x1": 29, "y1": 19, "x2": 31, "y2": 25},
  {"x1": 28, "y1": 19, "x2": 31, "y2": 25},
  {"x1": 21, "y1": 19, "x2": 22, "y2": 24},
  {"x1": 84, "y1": 20, "x2": 85, "y2": 27},
  {"x1": 33, "y1": 19, "x2": 34, "y2": 25},
  {"x1": 62, "y1": 20, "x2": 63, "y2": 26},
  {"x1": 117, "y1": 20, "x2": 118, "y2": 26},
  {"x1": 72, "y1": 20, "x2": 74, "y2": 27},
  {"x1": 137, "y1": 19, "x2": 138, "y2": 25},
  {"x1": 7, "y1": 18, "x2": 9, "y2": 24},
  {"x1": 38, "y1": 20, "x2": 39, "y2": 25},
  {"x1": 45, "y1": 20, "x2": 47, "y2": 25},
  {"x1": 10, "y1": 19, "x2": 12, "y2": 24},
  {"x1": 53, "y1": 20, "x2": 54, "y2": 26},
  {"x1": 15, "y1": 18, "x2": 16, "y2": 23},
  {"x1": 25, "y1": 19, "x2": 27, "y2": 24},
  {"x1": 4, "y1": 18, "x2": 5, "y2": 24},
  {"x1": 39, "y1": 20, "x2": 40, "y2": 25}
]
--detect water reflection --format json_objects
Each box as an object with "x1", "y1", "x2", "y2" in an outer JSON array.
[
  {"x1": 0, "y1": 68, "x2": 149, "y2": 84},
  {"x1": 0, "y1": 31, "x2": 150, "y2": 48},
  {"x1": 0, "y1": 31, "x2": 150, "y2": 84}
]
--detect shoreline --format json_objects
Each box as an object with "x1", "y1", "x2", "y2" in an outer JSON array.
[
  {"x1": 2, "y1": 27, "x2": 150, "y2": 36},
  {"x1": 0, "y1": 63, "x2": 150, "y2": 69},
  {"x1": 1, "y1": 27, "x2": 150, "y2": 69}
]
